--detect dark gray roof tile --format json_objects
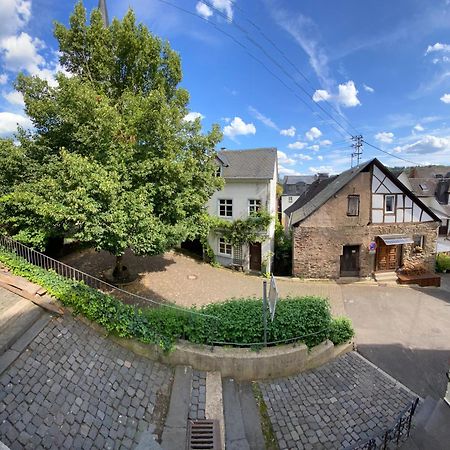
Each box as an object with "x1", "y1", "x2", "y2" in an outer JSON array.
[{"x1": 218, "y1": 148, "x2": 277, "y2": 179}]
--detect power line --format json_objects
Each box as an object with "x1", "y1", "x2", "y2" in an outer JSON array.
[
  {"x1": 362, "y1": 140, "x2": 419, "y2": 166},
  {"x1": 351, "y1": 135, "x2": 363, "y2": 167},
  {"x1": 155, "y1": 0, "x2": 353, "y2": 140},
  {"x1": 198, "y1": 0, "x2": 355, "y2": 138}
]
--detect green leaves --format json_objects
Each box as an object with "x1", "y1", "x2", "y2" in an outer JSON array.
[{"x1": 1, "y1": 1, "x2": 223, "y2": 260}]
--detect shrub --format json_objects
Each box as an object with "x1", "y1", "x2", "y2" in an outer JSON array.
[
  {"x1": 329, "y1": 317, "x2": 354, "y2": 345},
  {"x1": 0, "y1": 249, "x2": 354, "y2": 351},
  {"x1": 436, "y1": 253, "x2": 450, "y2": 273}
]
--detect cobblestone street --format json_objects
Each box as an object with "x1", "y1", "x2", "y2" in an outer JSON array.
[
  {"x1": 259, "y1": 352, "x2": 417, "y2": 450},
  {"x1": 0, "y1": 315, "x2": 173, "y2": 450}
]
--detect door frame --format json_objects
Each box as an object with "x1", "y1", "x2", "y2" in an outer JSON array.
[
  {"x1": 249, "y1": 242, "x2": 262, "y2": 272},
  {"x1": 375, "y1": 238, "x2": 401, "y2": 271},
  {"x1": 340, "y1": 244, "x2": 360, "y2": 277}
]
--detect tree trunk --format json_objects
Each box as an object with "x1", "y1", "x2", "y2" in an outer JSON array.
[{"x1": 112, "y1": 254, "x2": 130, "y2": 281}]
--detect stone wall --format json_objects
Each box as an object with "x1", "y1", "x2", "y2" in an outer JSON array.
[{"x1": 292, "y1": 222, "x2": 438, "y2": 278}]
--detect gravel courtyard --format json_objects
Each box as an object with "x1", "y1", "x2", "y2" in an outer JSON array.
[{"x1": 61, "y1": 248, "x2": 345, "y2": 315}]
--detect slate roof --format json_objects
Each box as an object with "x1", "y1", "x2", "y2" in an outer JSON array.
[
  {"x1": 283, "y1": 175, "x2": 317, "y2": 185},
  {"x1": 407, "y1": 166, "x2": 450, "y2": 179},
  {"x1": 217, "y1": 148, "x2": 277, "y2": 179},
  {"x1": 288, "y1": 158, "x2": 441, "y2": 226},
  {"x1": 407, "y1": 178, "x2": 439, "y2": 197}
]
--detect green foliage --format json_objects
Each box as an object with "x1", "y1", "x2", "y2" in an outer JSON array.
[
  {"x1": 0, "y1": 249, "x2": 354, "y2": 350},
  {"x1": 210, "y1": 209, "x2": 273, "y2": 247},
  {"x1": 0, "y1": 1, "x2": 223, "y2": 260},
  {"x1": 273, "y1": 220, "x2": 292, "y2": 275},
  {"x1": 328, "y1": 317, "x2": 355, "y2": 345},
  {"x1": 436, "y1": 253, "x2": 450, "y2": 272}
]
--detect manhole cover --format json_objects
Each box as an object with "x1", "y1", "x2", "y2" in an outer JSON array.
[{"x1": 187, "y1": 275, "x2": 198, "y2": 280}]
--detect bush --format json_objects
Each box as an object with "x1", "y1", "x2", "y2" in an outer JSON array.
[
  {"x1": 0, "y1": 249, "x2": 354, "y2": 351},
  {"x1": 436, "y1": 253, "x2": 450, "y2": 273},
  {"x1": 329, "y1": 317, "x2": 354, "y2": 345}
]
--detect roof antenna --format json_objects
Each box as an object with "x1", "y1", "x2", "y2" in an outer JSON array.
[
  {"x1": 98, "y1": 0, "x2": 109, "y2": 27},
  {"x1": 351, "y1": 135, "x2": 363, "y2": 167}
]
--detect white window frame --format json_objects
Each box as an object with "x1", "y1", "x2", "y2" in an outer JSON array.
[
  {"x1": 215, "y1": 165, "x2": 222, "y2": 177},
  {"x1": 218, "y1": 199, "x2": 233, "y2": 218},
  {"x1": 248, "y1": 199, "x2": 261, "y2": 215},
  {"x1": 384, "y1": 194, "x2": 396, "y2": 214},
  {"x1": 218, "y1": 237, "x2": 232, "y2": 256}
]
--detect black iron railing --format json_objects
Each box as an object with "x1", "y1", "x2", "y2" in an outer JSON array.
[{"x1": 345, "y1": 397, "x2": 420, "y2": 450}]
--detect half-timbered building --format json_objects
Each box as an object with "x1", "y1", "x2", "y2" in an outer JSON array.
[{"x1": 287, "y1": 159, "x2": 440, "y2": 279}]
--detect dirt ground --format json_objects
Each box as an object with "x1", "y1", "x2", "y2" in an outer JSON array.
[{"x1": 61, "y1": 248, "x2": 345, "y2": 315}]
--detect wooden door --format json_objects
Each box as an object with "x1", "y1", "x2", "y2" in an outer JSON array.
[
  {"x1": 340, "y1": 245, "x2": 360, "y2": 277},
  {"x1": 249, "y1": 242, "x2": 262, "y2": 271},
  {"x1": 376, "y1": 241, "x2": 398, "y2": 271}
]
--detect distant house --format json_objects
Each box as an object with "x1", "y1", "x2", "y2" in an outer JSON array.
[
  {"x1": 398, "y1": 166, "x2": 450, "y2": 241},
  {"x1": 286, "y1": 158, "x2": 440, "y2": 279},
  {"x1": 280, "y1": 175, "x2": 319, "y2": 227},
  {"x1": 206, "y1": 148, "x2": 278, "y2": 272}
]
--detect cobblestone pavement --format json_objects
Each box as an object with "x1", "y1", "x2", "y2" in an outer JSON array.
[
  {"x1": 0, "y1": 315, "x2": 173, "y2": 450},
  {"x1": 259, "y1": 352, "x2": 416, "y2": 450},
  {"x1": 188, "y1": 370, "x2": 206, "y2": 421}
]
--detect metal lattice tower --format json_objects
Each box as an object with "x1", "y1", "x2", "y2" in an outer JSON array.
[
  {"x1": 98, "y1": 0, "x2": 109, "y2": 27},
  {"x1": 351, "y1": 135, "x2": 363, "y2": 167}
]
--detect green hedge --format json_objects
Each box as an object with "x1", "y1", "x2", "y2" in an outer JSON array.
[
  {"x1": 0, "y1": 249, "x2": 354, "y2": 351},
  {"x1": 436, "y1": 253, "x2": 450, "y2": 273}
]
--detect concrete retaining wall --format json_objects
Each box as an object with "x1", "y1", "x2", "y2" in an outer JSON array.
[{"x1": 110, "y1": 333, "x2": 353, "y2": 381}]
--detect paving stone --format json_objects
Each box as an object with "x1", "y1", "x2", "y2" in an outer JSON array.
[
  {"x1": 0, "y1": 315, "x2": 172, "y2": 449},
  {"x1": 259, "y1": 352, "x2": 416, "y2": 449}
]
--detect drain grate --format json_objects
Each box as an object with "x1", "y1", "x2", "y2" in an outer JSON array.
[{"x1": 187, "y1": 419, "x2": 220, "y2": 449}]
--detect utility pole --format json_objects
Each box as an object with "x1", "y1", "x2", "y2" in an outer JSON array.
[
  {"x1": 98, "y1": 0, "x2": 109, "y2": 27},
  {"x1": 351, "y1": 135, "x2": 363, "y2": 167}
]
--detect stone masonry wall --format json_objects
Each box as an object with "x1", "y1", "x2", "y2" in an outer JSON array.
[{"x1": 293, "y1": 221, "x2": 438, "y2": 279}]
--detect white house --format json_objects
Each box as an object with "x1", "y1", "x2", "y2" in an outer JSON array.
[{"x1": 206, "y1": 148, "x2": 278, "y2": 272}]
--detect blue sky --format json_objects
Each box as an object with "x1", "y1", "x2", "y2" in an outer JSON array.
[{"x1": 1, "y1": 0, "x2": 450, "y2": 175}]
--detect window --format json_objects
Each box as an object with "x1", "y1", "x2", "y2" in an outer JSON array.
[
  {"x1": 215, "y1": 165, "x2": 222, "y2": 177},
  {"x1": 219, "y1": 199, "x2": 233, "y2": 217},
  {"x1": 248, "y1": 199, "x2": 261, "y2": 214},
  {"x1": 288, "y1": 196, "x2": 293, "y2": 203},
  {"x1": 413, "y1": 235, "x2": 424, "y2": 248},
  {"x1": 218, "y1": 238, "x2": 232, "y2": 256},
  {"x1": 385, "y1": 195, "x2": 395, "y2": 213},
  {"x1": 347, "y1": 195, "x2": 360, "y2": 216}
]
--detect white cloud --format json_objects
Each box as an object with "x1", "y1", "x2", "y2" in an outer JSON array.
[
  {"x1": 309, "y1": 144, "x2": 320, "y2": 151},
  {"x1": 295, "y1": 153, "x2": 312, "y2": 161},
  {"x1": 305, "y1": 126, "x2": 322, "y2": 141},
  {"x1": 0, "y1": 111, "x2": 31, "y2": 135},
  {"x1": 0, "y1": 74, "x2": 7, "y2": 84},
  {"x1": 280, "y1": 126, "x2": 296, "y2": 137},
  {"x1": 312, "y1": 89, "x2": 331, "y2": 102},
  {"x1": 277, "y1": 150, "x2": 295, "y2": 165},
  {"x1": 0, "y1": 32, "x2": 45, "y2": 74},
  {"x1": 317, "y1": 155, "x2": 323, "y2": 160},
  {"x1": 440, "y1": 93, "x2": 450, "y2": 103},
  {"x1": 312, "y1": 80, "x2": 361, "y2": 108},
  {"x1": 279, "y1": 164, "x2": 300, "y2": 175},
  {"x1": 394, "y1": 135, "x2": 450, "y2": 155},
  {"x1": 363, "y1": 84, "x2": 375, "y2": 93},
  {"x1": 320, "y1": 139, "x2": 332, "y2": 146},
  {"x1": 223, "y1": 117, "x2": 256, "y2": 138},
  {"x1": 0, "y1": 0, "x2": 31, "y2": 38},
  {"x1": 184, "y1": 111, "x2": 205, "y2": 122},
  {"x1": 425, "y1": 42, "x2": 450, "y2": 54},
  {"x1": 337, "y1": 80, "x2": 361, "y2": 107},
  {"x1": 308, "y1": 165, "x2": 334, "y2": 174},
  {"x1": 375, "y1": 131, "x2": 394, "y2": 144},
  {"x1": 288, "y1": 141, "x2": 307, "y2": 150},
  {"x1": 413, "y1": 124, "x2": 424, "y2": 132},
  {"x1": 196, "y1": 2, "x2": 213, "y2": 19},
  {"x1": 3, "y1": 89, "x2": 24, "y2": 106},
  {"x1": 248, "y1": 106, "x2": 278, "y2": 130}
]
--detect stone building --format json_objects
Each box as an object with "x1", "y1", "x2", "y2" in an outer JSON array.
[{"x1": 286, "y1": 159, "x2": 440, "y2": 279}]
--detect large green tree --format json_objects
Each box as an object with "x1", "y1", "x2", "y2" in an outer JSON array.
[{"x1": 0, "y1": 2, "x2": 222, "y2": 279}]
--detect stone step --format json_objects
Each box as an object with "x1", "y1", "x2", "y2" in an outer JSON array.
[
  {"x1": 161, "y1": 365, "x2": 193, "y2": 450},
  {"x1": 0, "y1": 296, "x2": 45, "y2": 355},
  {"x1": 374, "y1": 272, "x2": 398, "y2": 283}
]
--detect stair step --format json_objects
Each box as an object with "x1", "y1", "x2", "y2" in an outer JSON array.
[
  {"x1": 222, "y1": 378, "x2": 250, "y2": 450},
  {"x1": 0, "y1": 300, "x2": 45, "y2": 355},
  {"x1": 161, "y1": 365, "x2": 193, "y2": 450}
]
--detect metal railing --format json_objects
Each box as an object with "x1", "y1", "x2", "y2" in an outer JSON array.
[{"x1": 345, "y1": 397, "x2": 420, "y2": 450}]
